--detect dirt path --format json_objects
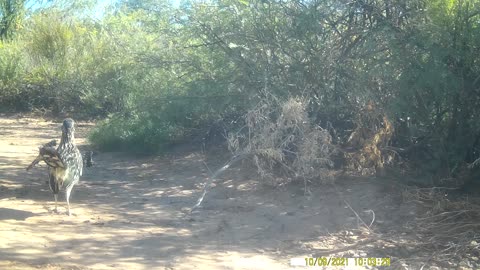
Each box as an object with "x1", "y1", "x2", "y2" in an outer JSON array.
[{"x1": 0, "y1": 115, "x2": 430, "y2": 269}]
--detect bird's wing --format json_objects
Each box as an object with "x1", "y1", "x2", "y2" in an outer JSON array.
[
  {"x1": 26, "y1": 146, "x2": 65, "y2": 171},
  {"x1": 40, "y1": 147, "x2": 65, "y2": 168}
]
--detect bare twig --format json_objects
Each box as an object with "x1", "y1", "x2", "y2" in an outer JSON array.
[
  {"x1": 468, "y1": 157, "x2": 480, "y2": 169},
  {"x1": 190, "y1": 153, "x2": 249, "y2": 212},
  {"x1": 343, "y1": 199, "x2": 374, "y2": 233},
  {"x1": 333, "y1": 184, "x2": 375, "y2": 233}
]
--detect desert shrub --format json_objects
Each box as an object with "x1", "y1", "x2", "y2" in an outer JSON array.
[
  {"x1": 88, "y1": 113, "x2": 186, "y2": 153},
  {"x1": 0, "y1": 10, "x2": 149, "y2": 116},
  {"x1": 88, "y1": 92, "x2": 248, "y2": 153},
  {"x1": 227, "y1": 96, "x2": 336, "y2": 186}
]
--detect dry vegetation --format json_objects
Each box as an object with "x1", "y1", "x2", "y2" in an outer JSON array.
[
  {"x1": 402, "y1": 187, "x2": 480, "y2": 267},
  {"x1": 344, "y1": 102, "x2": 395, "y2": 176},
  {"x1": 217, "y1": 97, "x2": 480, "y2": 269},
  {"x1": 227, "y1": 96, "x2": 337, "y2": 188},
  {"x1": 226, "y1": 96, "x2": 398, "y2": 187}
]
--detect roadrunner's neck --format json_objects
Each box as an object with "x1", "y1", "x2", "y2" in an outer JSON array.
[{"x1": 59, "y1": 129, "x2": 75, "y2": 148}]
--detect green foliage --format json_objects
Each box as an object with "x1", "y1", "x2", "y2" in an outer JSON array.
[
  {"x1": 1, "y1": 0, "x2": 480, "y2": 178},
  {"x1": 89, "y1": 113, "x2": 186, "y2": 153},
  {"x1": 0, "y1": 0, "x2": 24, "y2": 40},
  {"x1": 0, "y1": 41, "x2": 22, "y2": 85},
  {"x1": 389, "y1": 0, "x2": 480, "y2": 174}
]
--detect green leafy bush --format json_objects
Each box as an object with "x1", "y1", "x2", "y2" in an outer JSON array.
[
  {"x1": 1, "y1": 0, "x2": 480, "y2": 181},
  {"x1": 89, "y1": 113, "x2": 186, "y2": 153}
]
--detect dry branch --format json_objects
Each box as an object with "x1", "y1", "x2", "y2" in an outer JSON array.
[{"x1": 190, "y1": 153, "x2": 249, "y2": 212}]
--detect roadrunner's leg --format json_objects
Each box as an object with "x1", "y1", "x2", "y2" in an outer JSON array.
[
  {"x1": 65, "y1": 185, "x2": 74, "y2": 216},
  {"x1": 49, "y1": 171, "x2": 60, "y2": 214},
  {"x1": 54, "y1": 194, "x2": 58, "y2": 213}
]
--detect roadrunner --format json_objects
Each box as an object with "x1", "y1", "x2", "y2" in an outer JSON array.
[{"x1": 26, "y1": 118, "x2": 83, "y2": 216}]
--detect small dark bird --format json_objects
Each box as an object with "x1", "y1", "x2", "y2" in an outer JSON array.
[
  {"x1": 27, "y1": 119, "x2": 83, "y2": 216},
  {"x1": 83, "y1": 151, "x2": 94, "y2": 167},
  {"x1": 26, "y1": 140, "x2": 58, "y2": 170},
  {"x1": 43, "y1": 139, "x2": 58, "y2": 148}
]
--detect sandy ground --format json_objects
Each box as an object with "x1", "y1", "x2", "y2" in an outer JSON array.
[{"x1": 1, "y1": 115, "x2": 468, "y2": 270}]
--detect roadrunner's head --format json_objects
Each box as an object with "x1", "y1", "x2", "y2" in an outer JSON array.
[{"x1": 61, "y1": 118, "x2": 76, "y2": 143}]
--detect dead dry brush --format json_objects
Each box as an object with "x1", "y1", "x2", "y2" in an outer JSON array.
[
  {"x1": 227, "y1": 95, "x2": 337, "y2": 187},
  {"x1": 402, "y1": 187, "x2": 480, "y2": 265},
  {"x1": 189, "y1": 95, "x2": 337, "y2": 211},
  {"x1": 344, "y1": 101, "x2": 395, "y2": 176}
]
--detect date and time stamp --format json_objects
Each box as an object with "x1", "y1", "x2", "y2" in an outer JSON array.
[{"x1": 290, "y1": 257, "x2": 391, "y2": 267}]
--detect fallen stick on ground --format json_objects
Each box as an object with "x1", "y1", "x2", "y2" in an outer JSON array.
[{"x1": 190, "y1": 153, "x2": 249, "y2": 212}]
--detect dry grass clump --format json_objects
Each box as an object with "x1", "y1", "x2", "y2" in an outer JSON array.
[
  {"x1": 402, "y1": 187, "x2": 480, "y2": 264},
  {"x1": 227, "y1": 96, "x2": 336, "y2": 187}
]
